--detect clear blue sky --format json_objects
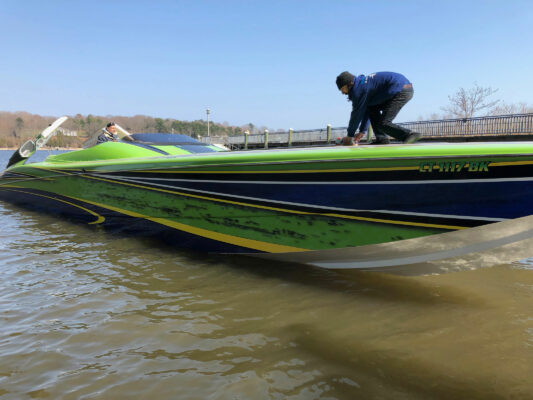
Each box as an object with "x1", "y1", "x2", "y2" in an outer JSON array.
[{"x1": 1, "y1": 0, "x2": 532, "y2": 130}]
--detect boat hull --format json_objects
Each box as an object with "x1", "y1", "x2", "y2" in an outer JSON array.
[{"x1": 1, "y1": 142, "x2": 533, "y2": 256}]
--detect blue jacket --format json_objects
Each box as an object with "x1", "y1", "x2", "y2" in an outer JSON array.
[
  {"x1": 97, "y1": 131, "x2": 118, "y2": 144},
  {"x1": 347, "y1": 72, "x2": 411, "y2": 136}
]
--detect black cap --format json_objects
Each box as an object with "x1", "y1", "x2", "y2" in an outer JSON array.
[
  {"x1": 336, "y1": 71, "x2": 355, "y2": 89},
  {"x1": 106, "y1": 122, "x2": 116, "y2": 128}
]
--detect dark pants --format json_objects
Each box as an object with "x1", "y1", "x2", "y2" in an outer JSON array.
[{"x1": 368, "y1": 87, "x2": 414, "y2": 141}]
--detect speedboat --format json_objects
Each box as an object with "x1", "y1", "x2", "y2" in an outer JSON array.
[{"x1": 2, "y1": 117, "x2": 533, "y2": 272}]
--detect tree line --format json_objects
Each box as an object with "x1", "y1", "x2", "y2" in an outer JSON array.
[{"x1": 0, "y1": 112, "x2": 265, "y2": 148}]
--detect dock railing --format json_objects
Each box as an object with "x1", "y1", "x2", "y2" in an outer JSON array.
[
  {"x1": 199, "y1": 113, "x2": 533, "y2": 150},
  {"x1": 399, "y1": 113, "x2": 533, "y2": 137}
]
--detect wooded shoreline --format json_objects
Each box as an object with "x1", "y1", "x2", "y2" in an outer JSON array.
[
  {"x1": 0, "y1": 147, "x2": 80, "y2": 151},
  {"x1": 0, "y1": 111, "x2": 257, "y2": 149}
]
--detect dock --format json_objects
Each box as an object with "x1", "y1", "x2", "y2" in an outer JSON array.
[{"x1": 199, "y1": 113, "x2": 533, "y2": 150}]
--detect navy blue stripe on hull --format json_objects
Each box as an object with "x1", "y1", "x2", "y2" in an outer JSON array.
[{"x1": 104, "y1": 177, "x2": 533, "y2": 221}]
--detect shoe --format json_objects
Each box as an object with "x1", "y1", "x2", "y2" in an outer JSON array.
[
  {"x1": 370, "y1": 138, "x2": 390, "y2": 145},
  {"x1": 403, "y1": 132, "x2": 422, "y2": 144}
]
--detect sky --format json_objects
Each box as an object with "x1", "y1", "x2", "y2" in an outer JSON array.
[{"x1": 0, "y1": 0, "x2": 532, "y2": 130}]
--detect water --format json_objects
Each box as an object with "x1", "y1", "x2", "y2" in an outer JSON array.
[{"x1": 1, "y1": 150, "x2": 533, "y2": 399}]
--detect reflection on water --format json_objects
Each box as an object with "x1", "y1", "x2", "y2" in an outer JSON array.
[
  {"x1": 1, "y1": 201, "x2": 533, "y2": 399},
  {"x1": 1, "y1": 149, "x2": 533, "y2": 398}
]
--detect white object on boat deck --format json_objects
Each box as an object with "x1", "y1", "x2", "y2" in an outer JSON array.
[{"x1": 34, "y1": 116, "x2": 69, "y2": 150}]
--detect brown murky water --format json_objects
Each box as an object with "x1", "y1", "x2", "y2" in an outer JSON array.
[{"x1": 1, "y1": 152, "x2": 533, "y2": 399}]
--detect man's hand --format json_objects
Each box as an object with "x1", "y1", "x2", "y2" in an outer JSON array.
[{"x1": 353, "y1": 132, "x2": 365, "y2": 143}]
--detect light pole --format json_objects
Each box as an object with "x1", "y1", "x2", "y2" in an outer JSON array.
[{"x1": 206, "y1": 108, "x2": 210, "y2": 137}]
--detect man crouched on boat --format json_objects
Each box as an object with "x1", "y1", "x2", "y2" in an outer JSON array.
[
  {"x1": 97, "y1": 122, "x2": 119, "y2": 144},
  {"x1": 336, "y1": 71, "x2": 422, "y2": 146}
]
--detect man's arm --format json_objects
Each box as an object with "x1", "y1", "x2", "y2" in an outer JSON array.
[
  {"x1": 359, "y1": 112, "x2": 370, "y2": 134},
  {"x1": 347, "y1": 89, "x2": 369, "y2": 137}
]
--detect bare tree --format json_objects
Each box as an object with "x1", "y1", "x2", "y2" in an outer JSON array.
[
  {"x1": 442, "y1": 83, "x2": 499, "y2": 119},
  {"x1": 490, "y1": 101, "x2": 533, "y2": 115}
]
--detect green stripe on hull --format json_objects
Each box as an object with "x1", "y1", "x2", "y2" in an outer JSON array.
[{"x1": 36, "y1": 142, "x2": 533, "y2": 173}]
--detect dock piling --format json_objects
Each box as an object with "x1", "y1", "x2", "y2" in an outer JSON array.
[
  {"x1": 244, "y1": 130, "x2": 249, "y2": 150},
  {"x1": 288, "y1": 128, "x2": 293, "y2": 147}
]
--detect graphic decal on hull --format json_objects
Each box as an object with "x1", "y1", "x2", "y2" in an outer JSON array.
[
  {"x1": 3, "y1": 187, "x2": 105, "y2": 225},
  {"x1": 62, "y1": 194, "x2": 309, "y2": 253},
  {"x1": 78, "y1": 173, "x2": 472, "y2": 230},
  {"x1": 419, "y1": 161, "x2": 490, "y2": 173}
]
